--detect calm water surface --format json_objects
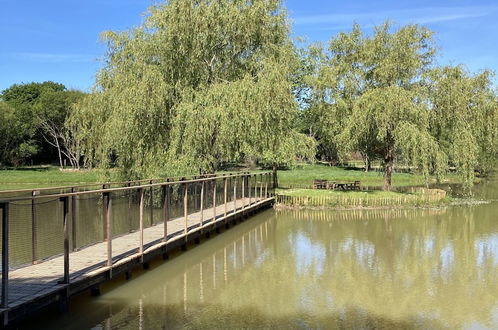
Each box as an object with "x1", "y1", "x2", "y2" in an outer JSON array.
[{"x1": 29, "y1": 180, "x2": 498, "y2": 329}]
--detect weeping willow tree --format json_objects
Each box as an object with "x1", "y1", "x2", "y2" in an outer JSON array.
[
  {"x1": 427, "y1": 66, "x2": 498, "y2": 187},
  {"x1": 308, "y1": 22, "x2": 447, "y2": 190},
  {"x1": 70, "y1": 0, "x2": 315, "y2": 179}
]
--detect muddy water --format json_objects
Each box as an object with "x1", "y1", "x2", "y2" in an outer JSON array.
[{"x1": 27, "y1": 180, "x2": 498, "y2": 329}]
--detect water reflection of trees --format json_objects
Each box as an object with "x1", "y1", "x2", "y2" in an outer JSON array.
[
  {"x1": 33, "y1": 207, "x2": 498, "y2": 329},
  {"x1": 275, "y1": 208, "x2": 498, "y2": 328}
]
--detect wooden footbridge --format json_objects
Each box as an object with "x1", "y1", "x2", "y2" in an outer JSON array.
[{"x1": 0, "y1": 172, "x2": 275, "y2": 326}]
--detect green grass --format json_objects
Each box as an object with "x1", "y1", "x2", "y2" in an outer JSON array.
[
  {"x1": 278, "y1": 163, "x2": 463, "y2": 188},
  {"x1": 0, "y1": 162, "x2": 464, "y2": 192},
  {"x1": 0, "y1": 166, "x2": 110, "y2": 191}
]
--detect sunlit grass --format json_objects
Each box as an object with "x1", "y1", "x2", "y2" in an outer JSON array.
[
  {"x1": 0, "y1": 166, "x2": 111, "y2": 191},
  {"x1": 278, "y1": 163, "x2": 462, "y2": 188}
]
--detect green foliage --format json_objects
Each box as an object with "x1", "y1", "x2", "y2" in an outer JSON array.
[
  {"x1": 0, "y1": 82, "x2": 85, "y2": 167},
  {"x1": 72, "y1": 0, "x2": 314, "y2": 179},
  {"x1": 307, "y1": 22, "x2": 444, "y2": 190},
  {"x1": 0, "y1": 101, "x2": 30, "y2": 166},
  {"x1": 427, "y1": 66, "x2": 498, "y2": 187},
  {"x1": 277, "y1": 163, "x2": 464, "y2": 189}
]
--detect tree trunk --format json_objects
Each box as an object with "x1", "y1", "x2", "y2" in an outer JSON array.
[
  {"x1": 383, "y1": 148, "x2": 394, "y2": 191},
  {"x1": 363, "y1": 153, "x2": 371, "y2": 172},
  {"x1": 272, "y1": 164, "x2": 278, "y2": 189},
  {"x1": 55, "y1": 138, "x2": 63, "y2": 169}
]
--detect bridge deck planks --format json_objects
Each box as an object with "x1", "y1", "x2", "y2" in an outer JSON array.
[{"x1": 4, "y1": 196, "x2": 269, "y2": 310}]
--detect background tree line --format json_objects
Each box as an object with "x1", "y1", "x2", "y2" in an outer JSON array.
[
  {"x1": 1, "y1": 0, "x2": 497, "y2": 190},
  {"x1": 0, "y1": 82, "x2": 85, "y2": 168}
]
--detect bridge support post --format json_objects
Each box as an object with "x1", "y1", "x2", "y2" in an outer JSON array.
[
  {"x1": 71, "y1": 187, "x2": 77, "y2": 251},
  {"x1": 233, "y1": 177, "x2": 237, "y2": 214},
  {"x1": 265, "y1": 175, "x2": 268, "y2": 198},
  {"x1": 184, "y1": 182, "x2": 188, "y2": 239},
  {"x1": 31, "y1": 190, "x2": 40, "y2": 264},
  {"x1": 1, "y1": 202, "x2": 9, "y2": 309},
  {"x1": 60, "y1": 197, "x2": 70, "y2": 284},
  {"x1": 149, "y1": 180, "x2": 154, "y2": 226},
  {"x1": 260, "y1": 174, "x2": 263, "y2": 199},
  {"x1": 248, "y1": 175, "x2": 251, "y2": 206},
  {"x1": 223, "y1": 178, "x2": 227, "y2": 218},
  {"x1": 127, "y1": 182, "x2": 133, "y2": 233},
  {"x1": 103, "y1": 192, "x2": 112, "y2": 274},
  {"x1": 212, "y1": 178, "x2": 217, "y2": 224},
  {"x1": 242, "y1": 176, "x2": 245, "y2": 209},
  {"x1": 102, "y1": 184, "x2": 109, "y2": 240},
  {"x1": 139, "y1": 188, "x2": 144, "y2": 260},
  {"x1": 162, "y1": 182, "x2": 169, "y2": 242},
  {"x1": 200, "y1": 181, "x2": 204, "y2": 233}
]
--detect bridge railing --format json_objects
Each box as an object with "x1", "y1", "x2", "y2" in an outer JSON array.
[
  {"x1": 0, "y1": 172, "x2": 223, "y2": 198},
  {"x1": 0, "y1": 171, "x2": 275, "y2": 308}
]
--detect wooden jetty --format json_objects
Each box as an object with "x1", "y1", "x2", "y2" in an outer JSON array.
[{"x1": 0, "y1": 172, "x2": 275, "y2": 326}]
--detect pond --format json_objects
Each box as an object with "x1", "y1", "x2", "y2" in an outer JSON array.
[{"x1": 24, "y1": 179, "x2": 498, "y2": 329}]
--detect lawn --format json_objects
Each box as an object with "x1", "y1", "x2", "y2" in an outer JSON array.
[
  {"x1": 277, "y1": 163, "x2": 463, "y2": 188},
  {"x1": 0, "y1": 162, "x2": 464, "y2": 192},
  {"x1": 0, "y1": 166, "x2": 109, "y2": 191}
]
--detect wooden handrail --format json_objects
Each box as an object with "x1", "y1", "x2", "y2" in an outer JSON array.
[{"x1": 0, "y1": 172, "x2": 269, "y2": 203}]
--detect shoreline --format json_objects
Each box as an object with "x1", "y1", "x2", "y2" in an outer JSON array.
[{"x1": 274, "y1": 197, "x2": 490, "y2": 211}]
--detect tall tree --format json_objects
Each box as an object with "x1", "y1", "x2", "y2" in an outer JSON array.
[
  {"x1": 1, "y1": 81, "x2": 65, "y2": 165},
  {"x1": 428, "y1": 66, "x2": 498, "y2": 186},
  {"x1": 308, "y1": 23, "x2": 446, "y2": 190},
  {"x1": 1, "y1": 81, "x2": 85, "y2": 167},
  {"x1": 72, "y1": 0, "x2": 314, "y2": 179},
  {"x1": 33, "y1": 90, "x2": 86, "y2": 168}
]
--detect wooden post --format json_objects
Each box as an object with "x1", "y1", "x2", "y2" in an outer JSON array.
[
  {"x1": 139, "y1": 188, "x2": 144, "y2": 258},
  {"x1": 200, "y1": 181, "x2": 204, "y2": 229},
  {"x1": 103, "y1": 192, "x2": 112, "y2": 269},
  {"x1": 127, "y1": 182, "x2": 132, "y2": 233},
  {"x1": 162, "y1": 184, "x2": 169, "y2": 242},
  {"x1": 149, "y1": 180, "x2": 154, "y2": 226},
  {"x1": 60, "y1": 197, "x2": 70, "y2": 284},
  {"x1": 233, "y1": 177, "x2": 237, "y2": 212},
  {"x1": 242, "y1": 175, "x2": 245, "y2": 209},
  {"x1": 248, "y1": 175, "x2": 251, "y2": 206},
  {"x1": 1, "y1": 202, "x2": 9, "y2": 308},
  {"x1": 71, "y1": 187, "x2": 77, "y2": 251},
  {"x1": 265, "y1": 176, "x2": 268, "y2": 198},
  {"x1": 223, "y1": 178, "x2": 227, "y2": 217},
  {"x1": 31, "y1": 190, "x2": 40, "y2": 264},
  {"x1": 184, "y1": 182, "x2": 188, "y2": 236},
  {"x1": 260, "y1": 174, "x2": 263, "y2": 199},
  {"x1": 102, "y1": 184, "x2": 108, "y2": 240},
  {"x1": 212, "y1": 179, "x2": 217, "y2": 222}
]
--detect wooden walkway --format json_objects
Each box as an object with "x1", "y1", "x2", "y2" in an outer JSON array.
[{"x1": 0, "y1": 195, "x2": 274, "y2": 325}]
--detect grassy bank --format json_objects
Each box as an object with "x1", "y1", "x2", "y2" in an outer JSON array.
[
  {"x1": 276, "y1": 188, "x2": 449, "y2": 208},
  {"x1": 0, "y1": 166, "x2": 108, "y2": 191},
  {"x1": 0, "y1": 162, "x2": 464, "y2": 192},
  {"x1": 278, "y1": 163, "x2": 463, "y2": 188}
]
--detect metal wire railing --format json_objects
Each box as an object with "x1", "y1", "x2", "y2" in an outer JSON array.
[{"x1": 0, "y1": 171, "x2": 276, "y2": 308}]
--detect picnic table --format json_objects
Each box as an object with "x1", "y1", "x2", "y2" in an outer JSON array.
[{"x1": 313, "y1": 179, "x2": 361, "y2": 191}]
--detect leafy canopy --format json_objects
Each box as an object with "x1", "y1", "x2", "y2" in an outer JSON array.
[
  {"x1": 307, "y1": 22, "x2": 445, "y2": 190},
  {"x1": 72, "y1": 0, "x2": 314, "y2": 179}
]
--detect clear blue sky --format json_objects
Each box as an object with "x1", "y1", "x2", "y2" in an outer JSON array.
[{"x1": 1, "y1": 0, "x2": 497, "y2": 92}]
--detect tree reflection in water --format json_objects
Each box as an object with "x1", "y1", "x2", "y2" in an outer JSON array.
[{"x1": 26, "y1": 197, "x2": 498, "y2": 329}]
